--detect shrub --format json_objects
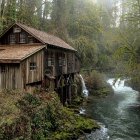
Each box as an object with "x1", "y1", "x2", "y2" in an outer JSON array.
[
  {"x1": 0, "y1": 91, "x2": 99, "y2": 140},
  {"x1": 84, "y1": 70, "x2": 105, "y2": 90},
  {"x1": 83, "y1": 70, "x2": 113, "y2": 97}
]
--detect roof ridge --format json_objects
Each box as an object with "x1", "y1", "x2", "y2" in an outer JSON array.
[
  {"x1": 16, "y1": 23, "x2": 67, "y2": 42},
  {"x1": 0, "y1": 22, "x2": 76, "y2": 51},
  {"x1": 15, "y1": 23, "x2": 46, "y2": 44}
]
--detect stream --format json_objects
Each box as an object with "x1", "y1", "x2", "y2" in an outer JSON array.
[{"x1": 85, "y1": 78, "x2": 140, "y2": 140}]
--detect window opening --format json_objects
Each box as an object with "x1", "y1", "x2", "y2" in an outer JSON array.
[
  {"x1": 62, "y1": 53, "x2": 66, "y2": 66},
  {"x1": 1, "y1": 66, "x2": 6, "y2": 73},
  {"x1": 59, "y1": 53, "x2": 65, "y2": 66},
  {"x1": 20, "y1": 33, "x2": 26, "y2": 43},
  {"x1": 59, "y1": 56, "x2": 63, "y2": 66},
  {"x1": 48, "y1": 52, "x2": 54, "y2": 66},
  {"x1": 13, "y1": 27, "x2": 21, "y2": 33},
  {"x1": 30, "y1": 62, "x2": 37, "y2": 70},
  {"x1": 9, "y1": 34, "x2": 16, "y2": 44}
]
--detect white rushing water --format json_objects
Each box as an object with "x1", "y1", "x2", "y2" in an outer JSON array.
[
  {"x1": 79, "y1": 74, "x2": 89, "y2": 115},
  {"x1": 79, "y1": 108, "x2": 86, "y2": 115},
  {"x1": 107, "y1": 78, "x2": 139, "y2": 107},
  {"x1": 86, "y1": 122, "x2": 109, "y2": 140},
  {"x1": 107, "y1": 78, "x2": 133, "y2": 92},
  {"x1": 79, "y1": 74, "x2": 89, "y2": 97},
  {"x1": 85, "y1": 78, "x2": 140, "y2": 140}
]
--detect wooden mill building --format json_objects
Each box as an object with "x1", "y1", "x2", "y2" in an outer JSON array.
[{"x1": 0, "y1": 23, "x2": 80, "y2": 104}]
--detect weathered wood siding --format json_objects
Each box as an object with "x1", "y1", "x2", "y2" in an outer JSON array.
[
  {"x1": 0, "y1": 64, "x2": 21, "y2": 89},
  {"x1": 0, "y1": 25, "x2": 40, "y2": 45},
  {"x1": 21, "y1": 50, "x2": 44, "y2": 85},
  {"x1": 45, "y1": 49, "x2": 68, "y2": 76},
  {"x1": 62, "y1": 52, "x2": 67, "y2": 74},
  {"x1": 0, "y1": 47, "x2": 80, "y2": 91},
  {"x1": 45, "y1": 50, "x2": 55, "y2": 76},
  {"x1": 45, "y1": 47, "x2": 80, "y2": 77},
  {"x1": 67, "y1": 52, "x2": 75, "y2": 74},
  {"x1": 75, "y1": 56, "x2": 80, "y2": 73}
]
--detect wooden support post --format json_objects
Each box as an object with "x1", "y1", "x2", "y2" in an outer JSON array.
[
  {"x1": 58, "y1": 87, "x2": 65, "y2": 105},
  {"x1": 63, "y1": 86, "x2": 67, "y2": 105},
  {"x1": 72, "y1": 73, "x2": 74, "y2": 82},
  {"x1": 58, "y1": 87, "x2": 62, "y2": 104},
  {"x1": 67, "y1": 85, "x2": 71, "y2": 104},
  {"x1": 60, "y1": 87, "x2": 64, "y2": 105}
]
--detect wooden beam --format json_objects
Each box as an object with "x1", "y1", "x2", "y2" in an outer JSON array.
[{"x1": 0, "y1": 60, "x2": 20, "y2": 63}]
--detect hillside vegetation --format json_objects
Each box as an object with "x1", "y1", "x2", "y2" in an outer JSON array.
[{"x1": 0, "y1": 91, "x2": 99, "y2": 140}]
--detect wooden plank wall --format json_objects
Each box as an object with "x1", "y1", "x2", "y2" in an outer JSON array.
[
  {"x1": 0, "y1": 64, "x2": 21, "y2": 90},
  {"x1": 45, "y1": 48, "x2": 79, "y2": 77},
  {"x1": 75, "y1": 56, "x2": 80, "y2": 73},
  {"x1": 0, "y1": 49, "x2": 80, "y2": 91},
  {"x1": 0, "y1": 26, "x2": 41, "y2": 45},
  {"x1": 62, "y1": 52, "x2": 67, "y2": 74},
  {"x1": 46, "y1": 50, "x2": 68, "y2": 76},
  {"x1": 21, "y1": 50, "x2": 44, "y2": 85},
  {"x1": 67, "y1": 52, "x2": 75, "y2": 74},
  {"x1": 45, "y1": 50, "x2": 55, "y2": 76}
]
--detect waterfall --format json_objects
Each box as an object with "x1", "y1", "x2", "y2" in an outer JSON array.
[
  {"x1": 79, "y1": 74, "x2": 89, "y2": 97},
  {"x1": 79, "y1": 108, "x2": 86, "y2": 115},
  {"x1": 107, "y1": 78, "x2": 139, "y2": 110},
  {"x1": 107, "y1": 78, "x2": 134, "y2": 92}
]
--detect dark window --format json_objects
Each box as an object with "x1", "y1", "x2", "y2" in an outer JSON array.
[
  {"x1": 20, "y1": 33, "x2": 26, "y2": 43},
  {"x1": 48, "y1": 53, "x2": 54, "y2": 66},
  {"x1": 59, "y1": 53, "x2": 65, "y2": 66},
  {"x1": 59, "y1": 57, "x2": 63, "y2": 66},
  {"x1": 13, "y1": 27, "x2": 21, "y2": 33},
  {"x1": 62, "y1": 53, "x2": 66, "y2": 66},
  {"x1": 62, "y1": 58, "x2": 66, "y2": 66},
  {"x1": 30, "y1": 62, "x2": 37, "y2": 70},
  {"x1": 9, "y1": 34, "x2": 16, "y2": 44},
  {"x1": 1, "y1": 66, "x2": 6, "y2": 72}
]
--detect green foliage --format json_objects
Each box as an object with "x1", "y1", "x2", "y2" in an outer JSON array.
[
  {"x1": 73, "y1": 36, "x2": 98, "y2": 68},
  {"x1": 0, "y1": 91, "x2": 99, "y2": 140},
  {"x1": 83, "y1": 70, "x2": 113, "y2": 97},
  {"x1": 0, "y1": 91, "x2": 23, "y2": 127},
  {"x1": 106, "y1": 0, "x2": 140, "y2": 82},
  {"x1": 0, "y1": 0, "x2": 108, "y2": 70},
  {"x1": 84, "y1": 70, "x2": 105, "y2": 90},
  {"x1": 52, "y1": 131, "x2": 73, "y2": 140}
]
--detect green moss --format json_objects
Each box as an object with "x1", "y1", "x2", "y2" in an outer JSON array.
[
  {"x1": 94, "y1": 87, "x2": 113, "y2": 97},
  {"x1": 52, "y1": 132, "x2": 73, "y2": 140},
  {"x1": 75, "y1": 116, "x2": 99, "y2": 131}
]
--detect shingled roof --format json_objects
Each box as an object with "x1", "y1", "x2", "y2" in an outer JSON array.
[
  {"x1": 15, "y1": 23, "x2": 75, "y2": 51},
  {"x1": 0, "y1": 45, "x2": 45, "y2": 63}
]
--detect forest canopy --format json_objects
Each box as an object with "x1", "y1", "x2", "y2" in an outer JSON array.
[{"x1": 0, "y1": 0, "x2": 140, "y2": 81}]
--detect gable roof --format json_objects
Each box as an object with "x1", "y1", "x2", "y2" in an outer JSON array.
[
  {"x1": 0, "y1": 44, "x2": 45, "y2": 63},
  {"x1": 0, "y1": 23, "x2": 76, "y2": 51}
]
